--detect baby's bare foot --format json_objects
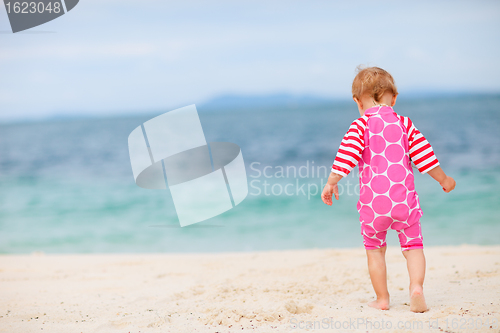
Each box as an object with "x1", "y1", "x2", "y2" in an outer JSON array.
[
  {"x1": 410, "y1": 285, "x2": 427, "y2": 313},
  {"x1": 368, "y1": 298, "x2": 390, "y2": 310}
]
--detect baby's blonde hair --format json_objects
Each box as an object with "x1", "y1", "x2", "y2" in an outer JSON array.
[{"x1": 352, "y1": 66, "x2": 398, "y2": 102}]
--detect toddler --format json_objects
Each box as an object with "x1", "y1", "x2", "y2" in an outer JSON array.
[{"x1": 321, "y1": 66, "x2": 456, "y2": 312}]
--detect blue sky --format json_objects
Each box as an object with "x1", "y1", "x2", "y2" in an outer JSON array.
[{"x1": 1, "y1": 0, "x2": 499, "y2": 121}]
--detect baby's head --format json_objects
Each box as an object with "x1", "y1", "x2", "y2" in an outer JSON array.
[{"x1": 352, "y1": 66, "x2": 398, "y2": 115}]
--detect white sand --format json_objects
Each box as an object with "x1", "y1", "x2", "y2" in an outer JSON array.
[{"x1": 1, "y1": 245, "x2": 499, "y2": 333}]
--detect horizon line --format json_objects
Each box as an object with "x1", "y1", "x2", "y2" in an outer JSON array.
[{"x1": 1, "y1": 91, "x2": 499, "y2": 125}]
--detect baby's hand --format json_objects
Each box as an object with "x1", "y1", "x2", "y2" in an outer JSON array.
[
  {"x1": 321, "y1": 183, "x2": 339, "y2": 206},
  {"x1": 440, "y1": 176, "x2": 456, "y2": 193}
]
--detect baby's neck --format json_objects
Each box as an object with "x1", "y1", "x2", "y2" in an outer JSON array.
[{"x1": 360, "y1": 104, "x2": 391, "y2": 116}]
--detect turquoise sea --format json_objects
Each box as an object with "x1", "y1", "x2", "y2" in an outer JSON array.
[{"x1": 0, "y1": 94, "x2": 499, "y2": 253}]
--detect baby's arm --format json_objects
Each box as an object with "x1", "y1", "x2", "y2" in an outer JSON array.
[
  {"x1": 403, "y1": 117, "x2": 456, "y2": 192},
  {"x1": 321, "y1": 172, "x2": 343, "y2": 205},
  {"x1": 426, "y1": 166, "x2": 456, "y2": 193},
  {"x1": 322, "y1": 118, "x2": 366, "y2": 205}
]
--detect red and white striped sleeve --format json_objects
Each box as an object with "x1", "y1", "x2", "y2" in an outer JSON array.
[
  {"x1": 331, "y1": 117, "x2": 367, "y2": 177},
  {"x1": 399, "y1": 116, "x2": 440, "y2": 174}
]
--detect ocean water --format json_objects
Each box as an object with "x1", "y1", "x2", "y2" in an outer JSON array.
[{"x1": 0, "y1": 95, "x2": 499, "y2": 253}]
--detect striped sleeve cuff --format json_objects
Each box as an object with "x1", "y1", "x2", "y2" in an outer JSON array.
[
  {"x1": 330, "y1": 118, "x2": 366, "y2": 177},
  {"x1": 408, "y1": 124, "x2": 440, "y2": 174},
  {"x1": 418, "y1": 159, "x2": 440, "y2": 174},
  {"x1": 331, "y1": 166, "x2": 348, "y2": 177},
  {"x1": 411, "y1": 144, "x2": 440, "y2": 173}
]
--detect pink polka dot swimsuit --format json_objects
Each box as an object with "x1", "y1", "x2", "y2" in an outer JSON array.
[{"x1": 331, "y1": 105, "x2": 440, "y2": 251}]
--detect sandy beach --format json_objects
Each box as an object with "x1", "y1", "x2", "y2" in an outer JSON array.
[{"x1": 1, "y1": 245, "x2": 499, "y2": 333}]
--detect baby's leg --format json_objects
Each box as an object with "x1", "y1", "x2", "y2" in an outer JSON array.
[
  {"x1": 366, "y1": 246, "x2": 390, "y2": 310},
  {"x1": 402, "y1": 249, "x2": 427, "y2": 312},
  {"x1": 398, "y1": 221, "x2": 426, "y2": 312}
]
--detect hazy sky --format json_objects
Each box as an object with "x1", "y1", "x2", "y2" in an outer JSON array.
[{"x1": 1, "y1": 0, "x2": 499, "y2": 121}]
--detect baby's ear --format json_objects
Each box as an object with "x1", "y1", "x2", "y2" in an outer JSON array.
[{"x1": 391, "y1": 94, "x2": 398, "y2": 106}]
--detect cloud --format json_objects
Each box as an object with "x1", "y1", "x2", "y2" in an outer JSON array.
[{"x1": 0, "y1": 42, "x2": 157, "y2": 61}]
